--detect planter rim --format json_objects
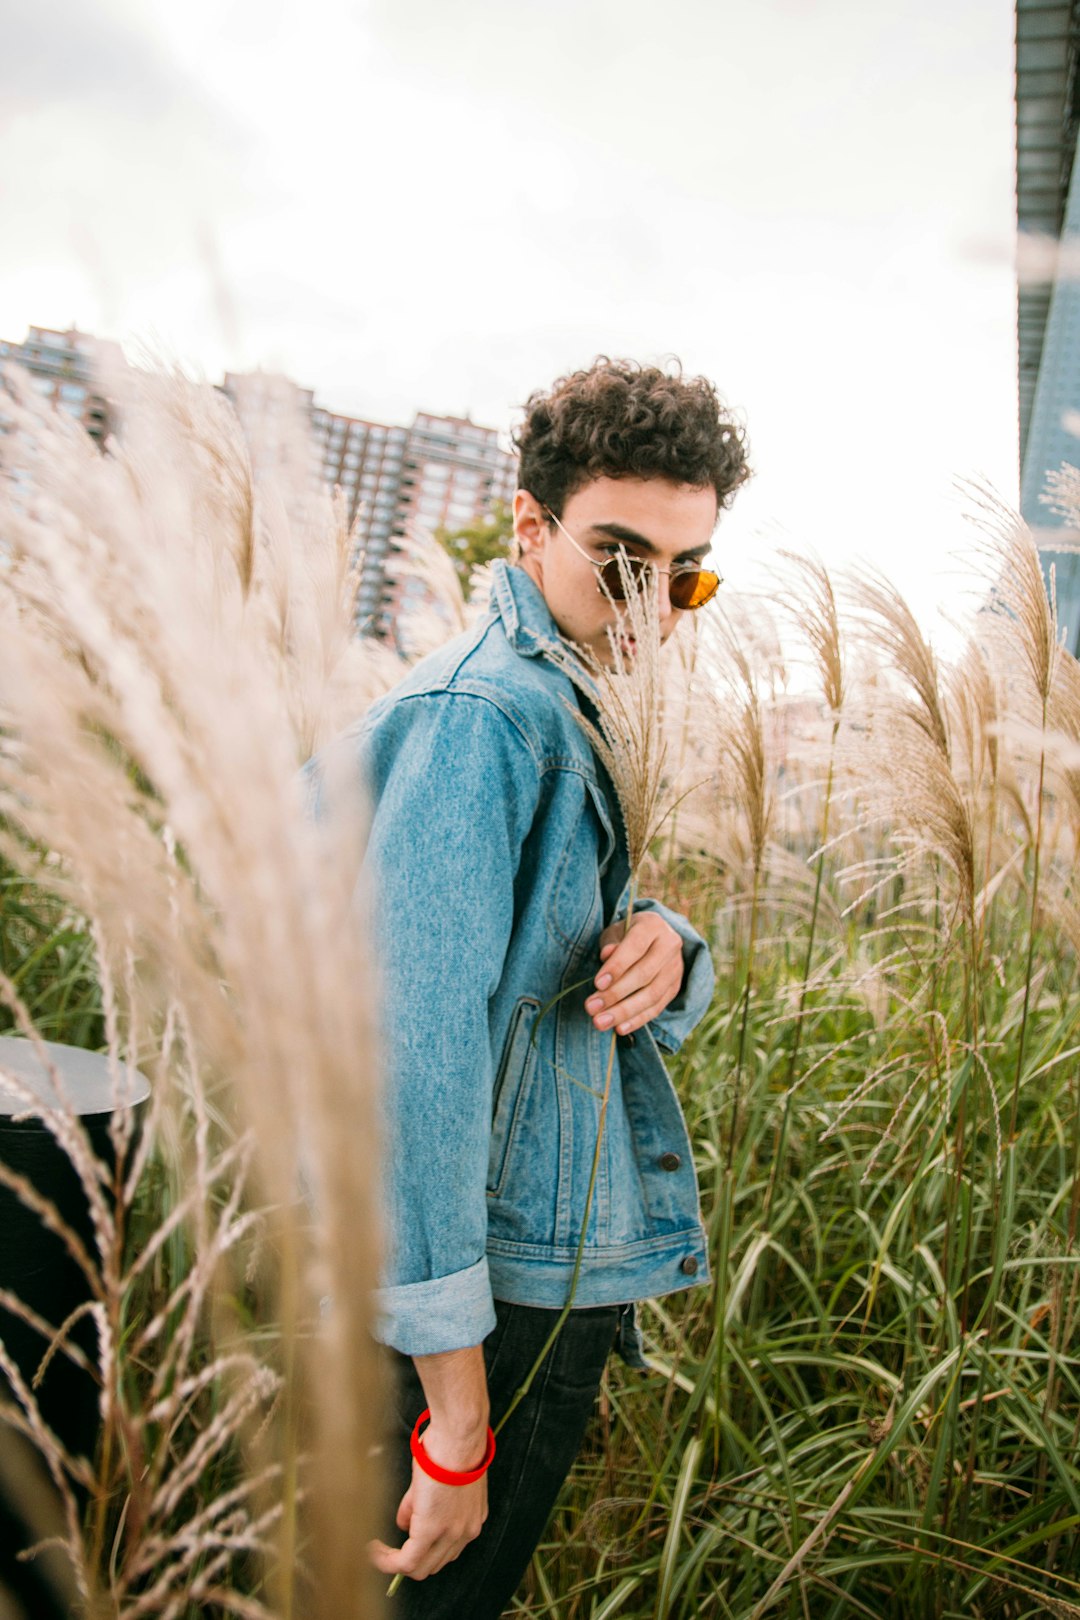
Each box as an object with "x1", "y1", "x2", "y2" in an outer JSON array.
[{"x1": 0, "y1": 1036, "x2": 150, "y2": 1119}]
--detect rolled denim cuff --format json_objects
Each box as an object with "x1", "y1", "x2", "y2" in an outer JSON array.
[
  {"x1": 631, "y1": 897, "x2": 715, "y2": 1054},
  {"x1": 372, "y1": 1255, "x2": 497, "y2": 1356}
]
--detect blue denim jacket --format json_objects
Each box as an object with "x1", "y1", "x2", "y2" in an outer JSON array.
[{"x1": 311, "y1": 561, "x2": 713, "y2": 1356}]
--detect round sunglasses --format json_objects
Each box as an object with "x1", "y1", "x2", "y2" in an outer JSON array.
[{"x1": 542, "y1": 507, "x2": 722, "y2": 611}]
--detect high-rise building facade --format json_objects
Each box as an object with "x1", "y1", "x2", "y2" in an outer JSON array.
[
  {"x1": 225, "y1": 374, "x2": 516, "y2": 644},
  {"x1": 0, "y1": 326, "x2": 117, "y2": 448},
  {"x1": 0, "y1": 329, "x2": 515, "y2": 647},
  {"x1": 0, "y1": 322, "x2": 119, "y2": 463},
  {"x1": 1016, "y1": 0, "x2": 1080, "y2": 653},
  {"x1": 309, "y1": 402, "x2": 515, "y2": 639}
]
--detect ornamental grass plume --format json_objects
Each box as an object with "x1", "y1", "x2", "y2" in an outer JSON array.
[
  {"x1": 964, "y1": 479, "x2": 1059, "y2": 723},
  {"x1": 846, "y1": 566, "x2": 988, "y2": 1331},
  {"x1": 0, "y1": 356, "x2": 385, "y2": 1618},
  {"x1": 961, "y1": 483, "x2": 1063, "y2": 1142},
  {"x1": 661, "y1": 598, "x2": 780, "y2": 918},
  {"x1": 656, "y1": 595, "x2": 778, "y2": 1462},
  {"x1": 848, "y1": 565, "x2": 976, "y2": 919},
  {"x1": 712, "y1": 612, "x2": 774, "y2": 893},
  {"x1": 763, "y1": 550, "x2": 847, "y2": 1227},
  {"x1": 1046, "y1": 637, "x2": 1080, "y2": 851},
  {"x1": 544, "y1": 547, "x2": 672, "y2": 876},
  {"x1": 963, "y1": 479, "x2": 1080, "y2": 1476},
  {"x1": 950, "y1": 640, "x2": 1001, "y2": 817},
  {"x1": 1041, "y1": 459, "x2": 1080, "y2": 539},
  {"x1": 377, "y1": 520, "x2": 497, "y2": 659},
  {"x1": 777, "y1": 547, "x2": 846, "y2": 719}
]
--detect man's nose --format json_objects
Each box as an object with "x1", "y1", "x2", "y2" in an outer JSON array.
[{"x1": 655, "y1": 570, "x2": 673, "y2": 619}]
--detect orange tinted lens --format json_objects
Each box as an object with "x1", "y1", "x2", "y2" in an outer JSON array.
[
  {"x1": 598, "y1": 556, "x2": 650, "y2": 601},
  {"x1": 670, "y1": 570, "x2": 720, "y2": 610}
]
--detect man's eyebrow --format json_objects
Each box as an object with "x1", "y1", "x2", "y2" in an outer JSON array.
[{"x1": 587, "y1": 522, "x2": 711, "y2": 561}]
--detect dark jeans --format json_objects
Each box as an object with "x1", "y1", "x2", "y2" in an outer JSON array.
[{"x1": 380, "y1": 1299, "x2": 623, "y2": 1620}]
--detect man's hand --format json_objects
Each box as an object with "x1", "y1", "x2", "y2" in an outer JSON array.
[
  {"x1": 585, "y1": 911, "x2": 684, "y2": 1036},
  {"x1": 369, "y1": 1343, "x2": 490, "y2": 1582},
  {"x1": 369, "y1": 1418, "x2": 489, "y2": 1581}
]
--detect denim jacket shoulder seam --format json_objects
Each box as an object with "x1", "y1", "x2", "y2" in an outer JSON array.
[{"x1": 392, "y1": 687, "x2": 544, "y2": 776}]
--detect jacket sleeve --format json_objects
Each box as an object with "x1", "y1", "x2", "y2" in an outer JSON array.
[
  {"x1": 361, "y1": 692, "x2": 540, "y2": 1356},
  {"x1": 619, "y1": 893, "x2": 715, "y2": 1055}
]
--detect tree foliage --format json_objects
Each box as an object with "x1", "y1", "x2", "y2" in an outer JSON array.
[{"x1": 436, "y1": 500, "x2": 513, "y2": 596}]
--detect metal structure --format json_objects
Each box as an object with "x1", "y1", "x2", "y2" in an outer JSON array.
[{"x1": 1016, "y1": 0, "x2": 1080, "y2": 651}]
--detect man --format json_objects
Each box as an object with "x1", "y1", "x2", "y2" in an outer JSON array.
[{"x1": 345, "y1": 359, "x2": 748, "y2": 1615}]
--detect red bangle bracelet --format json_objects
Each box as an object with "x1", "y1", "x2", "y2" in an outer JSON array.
[{"x1": 409, "y1": 1408, "x2": 496, "y2": 1486}]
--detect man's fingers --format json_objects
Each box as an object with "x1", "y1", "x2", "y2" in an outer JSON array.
[
  {"x1": 369, "y1": 1538, "x2": 404, "y2": 1575},
  {"x1": 370, "y1": 1468, "x2": 487, "y2": 1583},
  {"x1": 590, "y1": 942, "x2": 677, "y2": 1008},
  {"x1": 592, "y1": 937, "x2": 660, "y2": 998},
  {"x1": 369, "y1": 1531, "x2": 455, "y2": 1582},
  {"x1": 608, "y1": 982, "x2": 678, "y2": 1034},
  {"x1": 589, "y1": 913, "x2": 684, "y2": 1031},
  {"x1": 596, "y1": 924, "x2": 653, "y2": 984},
  {"x1": 590, "y1": 947, "x2": 660, "y2": 1010}
]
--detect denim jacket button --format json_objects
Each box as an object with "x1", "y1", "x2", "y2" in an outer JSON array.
[
  {"x1": 658, "y1": 1152, "x2": 681, "y2": 1172},
  {"x1": 679, "y1": 1255, "x2": 699, "y2": 1276}
]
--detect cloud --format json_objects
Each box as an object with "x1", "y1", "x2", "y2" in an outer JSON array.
[
  {"x1": 0, "y1": 0, "x2": 205, "y2": 125},
  {"x1": 0, "y1": 2, "x2": 258, "y2": 348}
]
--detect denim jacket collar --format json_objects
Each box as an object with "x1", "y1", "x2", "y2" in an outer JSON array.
[{"x1": 489, "y1": 560, "x2": 565, "y2": 661}]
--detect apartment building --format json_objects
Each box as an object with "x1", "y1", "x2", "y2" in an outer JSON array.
[
  {"x1": 0, "y1": 330, "x2": 516, "y2": 647},
  {"x1": 0, "y1": 324, "x2": 117, "y2": 448}
]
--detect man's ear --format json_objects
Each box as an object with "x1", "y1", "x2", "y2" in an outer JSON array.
[{"x1": 513, "y1": 489, "x2": 549, "y2": 559}]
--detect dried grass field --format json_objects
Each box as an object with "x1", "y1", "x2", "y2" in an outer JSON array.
[{"x1": 2, "y1": 369, "x2": 1079, "y2": 1617}]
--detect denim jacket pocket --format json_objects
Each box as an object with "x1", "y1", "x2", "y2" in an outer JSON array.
[{"x1": 488, "y1": 996, "x2": 541, "y2": 1197}]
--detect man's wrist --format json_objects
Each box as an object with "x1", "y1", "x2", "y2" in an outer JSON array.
[
  {"x1": 410, "y1": 1341, "x2": 491, "y2": 1462},
  {"x1": 420, "y1": 1411, "x2": 492, "y2": 1472},
  {"x1": 423, "y1": 1400, "x2": 490, "y2": 1439}
]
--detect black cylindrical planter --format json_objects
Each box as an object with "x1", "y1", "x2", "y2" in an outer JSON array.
[{"x1": 0, "y1": 1037, "x2": 149, "y2": 1616}]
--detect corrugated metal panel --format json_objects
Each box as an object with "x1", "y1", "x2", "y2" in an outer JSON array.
[{"x1": 1015, "y1": 0, "x2": 1080, "y2": 465}]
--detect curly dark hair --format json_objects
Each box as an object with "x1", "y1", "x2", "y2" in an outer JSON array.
[{"x1": 513, "y1": 357, "x2": 750, "y2": 519}]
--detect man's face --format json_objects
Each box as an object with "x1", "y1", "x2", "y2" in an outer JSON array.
[{"x1": 513, "y1": 476, "x2": 719, "y2": 667}]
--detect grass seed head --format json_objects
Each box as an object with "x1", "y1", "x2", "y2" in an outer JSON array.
[{"x1": 542, "y1": 548, "x2": 672, "y2": 876}]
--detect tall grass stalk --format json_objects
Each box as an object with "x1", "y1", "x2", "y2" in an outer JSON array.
[
  {"x1": 0, "y1": 359, "x2": 385, "y2": 1618},
  {"x1": 763, "y1": 553, "x2": 846, "y2": 1229},
  {"x1": 495, "y1": 883, "x2": 639, "y2": 1442},
  {"x1": 497, "y1": 552, "x2": 675, "y2": 1428},
  {"x1": 709, "y1": 615, "x2": 773, "y2": 1169},
  {"x1": 389, "y1": 544, "x2": 679, "y2": 1594}
]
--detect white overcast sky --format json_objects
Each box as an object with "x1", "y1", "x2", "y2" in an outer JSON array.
[{"x1": 1, "y1": 0, "x2": 1019, "y2": 631}]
